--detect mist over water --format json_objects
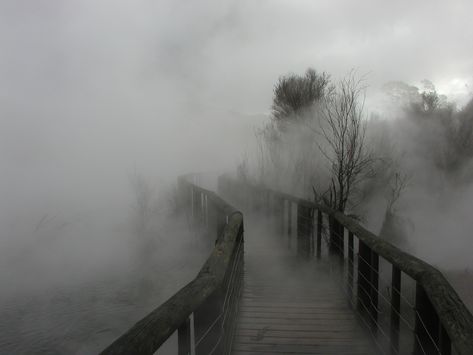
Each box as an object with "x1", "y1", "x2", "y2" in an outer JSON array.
[
  {"x1": 1, "y1": 0, "x2": 473, "y2": 353},
  {"x1": 0, "y1": 2, "x2": 258, "y2": 352}
]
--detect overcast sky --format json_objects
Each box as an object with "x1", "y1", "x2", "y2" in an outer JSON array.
[
  {"x1": 2, "y1": 0, "x2": 472, "y2": 113},
  {"x1": 1, "y1": 0, "x2": 472, "y2": 248}
]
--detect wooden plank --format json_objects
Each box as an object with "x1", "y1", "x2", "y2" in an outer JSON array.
[
  {"x1": 239, "y1": 311, "x2": 356, "y2": 320},
  {"x1": 233, "y1": 343, "x2": 372, "y2": 354},
  {"x1": 237, "y1": 324, "x2": 359, "y2": 332},
  {"x1": 240, "y1": 306, "x2": 357, "y2": 314},
  {"x1": 237, "y1": 319, "x2": 362, "y2": 327},
  {"x1": 235, "y1": 337, "x2": 363, "y2": 345},
  {"x1": 234, "y1": 268, "x2": 375, "y2": 354},
  {"x1": 233, "y1": 352, "x2": 368, "y2": 355},
  {"x1": 238, "y1": 301, "x2": 349, "y2": 309},
  {"x1": 236, "y1": 329, "x2": 362, "y2": 339},
  {"x1": 102, "y1": 212, "x2": 243, "y2": 355},
  {"x1": 232, "y1": 179, "x2": 473, "y2": 355},
  {"x1": 231, "y1": 204, "x2": 376, "y2": 355},
  {"x1": 241, "y1": 295, "x2": 344, "y2": 301},
  {"x1": 233, "y1": 352, "x2": 369, "y2": 355}
]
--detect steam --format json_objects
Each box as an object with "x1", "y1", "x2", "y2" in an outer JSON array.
[
  {"x1": 1, "y1": 0, "x2": 473, "y2": 352},
  {"x1": 244, "y1": 75, "x2": 473, "y2": 272},
  {"x1": 363, "y1": 89, "x2": 473, "y2": 269}
]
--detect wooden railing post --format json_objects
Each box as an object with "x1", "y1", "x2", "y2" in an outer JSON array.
[
  {"x1": 348, "y1": 231, "x2": 354, "y2": 298},
  {"x1": 358, "y1": 240, "x2": 371, "y2": 316},
  {"x1": 329, "y1": 216, "x2": 344, "y2": 255},
  {"x1": 200, "y1": 192, "x2": 204, "y2": 224},
  {"x1": 287, "y1": 201, "x2": 292, "y2": 240},
  {"x1": 194, "y1": 288, "x2": 224, "y2": 355},
  {"x1": 296, "y1": 203, "x2": 313, "y2": 257},
  {"x1": 190, "y1": 186, "x2": 195, "y2": 220},
  {"x1": 202, "y1": 194, "x2": 208, "y2": 228},
  {"x1": 439, "y1": 324, "x2": 451, "y2": 355},
  {"x1": 316, "y1": 210, "x2": 322, "y2": 258},
  {"x1": 192, "y1": 188, "x2": 200, "y2": 224},
  {"x1": 216, "y1": 211, "x2": 226, "y2": 240},
  {"x1": 136, "y1": 176, "x2": 473, "y2": 355},
  {"x1": 265, "y1": 190, "x2": 271, "y2": 217},
  {"x1": 222, "y1": 234, "x2": 244, "y2": 354},
  {"x1": 414, "y1": 284, "x2": 440, "y2": 355},
  {"x1": 178, "y1": 317, "x2": 191, "y2": 355},
  {"x1": 370, "y1": 251, "x2": 379, "y2": 331},
  {"x1": 177, "y1": 177, "x2": 189, "y2": 212},
  {"x1": 272, "y1": 195, "x2": 284, "y2": 234},
  {"x1": 390, "y1": 266, "x2": 401, "y2": 355},
  {"x1": 279, "y1": 198, "x2": 285, "y2": 235}
]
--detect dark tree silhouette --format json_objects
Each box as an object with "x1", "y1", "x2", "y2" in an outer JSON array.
[
  {"x1": 271, "y1": 68, "x2": 330, "y2": 123},
  {"x1": 316, "y1": 73, "x2": 374, "y2": 213}
]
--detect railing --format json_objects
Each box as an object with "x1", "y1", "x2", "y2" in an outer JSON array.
[
  {"x1": 100, "y1": 175, "x2": 244, "y2": 355},
  {"x1": 219, "y1": 175, "x2": 473, "y2": 355}
]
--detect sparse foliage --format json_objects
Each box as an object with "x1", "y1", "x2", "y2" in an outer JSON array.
[
  {"x1": 382, "y1": 79, "x2": 473, "y2": 172},
  {"x1": 455, "y1": 99, "x2": 473, "y2": 159},
  {"x1": 272, "y1": 68, "x2": 330, "y2": 124},
  {"x1": 383, "y1": 79, "x2": 452, "y2": 115},
  {"x1": 387, "y1": 172, "x2": 410, "y2": 214},
  {"x1": 316, "y1": 73, "x2": 374, "y2": 212}
]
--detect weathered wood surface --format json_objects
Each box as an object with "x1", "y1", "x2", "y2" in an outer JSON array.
[
  {"x1": 225, "y1": 178, "x2": 473, "y2": 355},
  {"x1": 101, "y1": 177, "x2": 243, "y2": 355},
  {"x1": 232, "y1": 216, "x2": 375, "y2": 355}
]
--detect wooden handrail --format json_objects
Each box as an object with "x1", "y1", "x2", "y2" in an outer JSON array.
[
  {"x1": 100, "y1": 176, "x2": 243, "y2": 355},
  {"x1": 102, "y1": 172, "x2": 473, "y2": 355},
  {"x1": 324, "y1": 206, "x2": 473, "y2": 355},
  {"x1": 227, "y1": 178, "x2": 473, "y2": 355}
]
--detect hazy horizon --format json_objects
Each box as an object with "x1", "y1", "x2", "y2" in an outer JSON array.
[{"x1": 1, "y1": 1, "x2": 473, "y2": 353}]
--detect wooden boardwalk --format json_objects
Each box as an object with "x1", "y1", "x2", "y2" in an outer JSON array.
[{"x1": 232, "y1": 218, "x2": 375, "y2": 355}]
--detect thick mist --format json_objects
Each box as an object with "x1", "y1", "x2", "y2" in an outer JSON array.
[
  {"x1": 0, "y1": 1, "x2": 262, "y2": 353},
  {"x1": 245, "y1": 78, "x2": 473, "y2": 269},
  {"x1": 0, "y1": 1, "x2": 261, "y2": 292},
  {"x1": 362, "y1": 93, "x2": 473, "y2": 269},
  {"x1": 2, "y1": 0, "x2": 473, "y2": 352}
]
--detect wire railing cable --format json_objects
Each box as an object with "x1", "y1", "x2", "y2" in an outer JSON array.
[
  {"x1": 194, "y1": 234, "x2": 243, "y2": 351},
  {"x1": 318, "y1": 213, "x2": 448, "y2": 354}
]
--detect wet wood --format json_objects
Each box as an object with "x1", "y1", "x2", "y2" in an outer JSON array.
[
  {"x1": 101, "y1": 177, "x2": 243, "y2": 355},
  {"x1": 232, "y1": 220, "x2": 375, "y2": 355},
  {"x1": 230, "y1": 178, "x2": 473, "y2": 355}
]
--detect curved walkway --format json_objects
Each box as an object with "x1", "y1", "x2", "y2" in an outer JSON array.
[{"x1": 232, "y1": 215, "x2": 375, "y2": 355}]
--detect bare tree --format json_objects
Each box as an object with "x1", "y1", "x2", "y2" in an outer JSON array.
[
  {"x1": 379, "y1": 172, "x2": 411, "y2": 247},
  {"x1": 316, "y1": 72, "x2": 374, "y2": 213},
  {"x1": 386, "y1": 172, "x2": 410, "y2": 214}
]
